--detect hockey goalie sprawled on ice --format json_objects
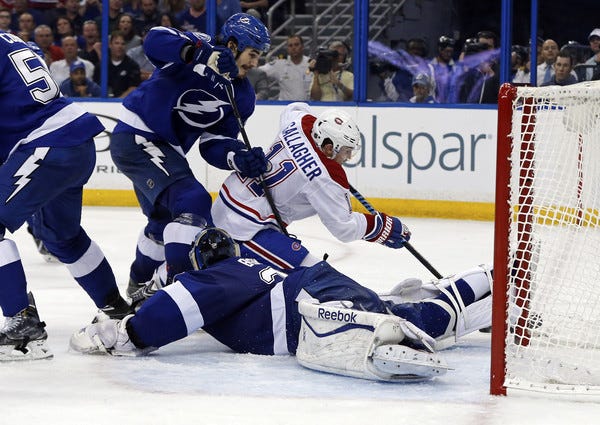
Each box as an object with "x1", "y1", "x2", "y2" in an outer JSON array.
[{"x1": 70, "y1": 227, "x2": 493, "y2": 382}]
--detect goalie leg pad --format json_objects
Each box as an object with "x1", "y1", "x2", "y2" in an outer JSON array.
[{"x1": 296, "y1": 300, "x2": 443, "y2": 382}]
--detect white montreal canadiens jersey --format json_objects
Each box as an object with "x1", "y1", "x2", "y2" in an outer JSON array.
[{"x1": 212, "y1": 103, "x2": 369, "y2": 242}]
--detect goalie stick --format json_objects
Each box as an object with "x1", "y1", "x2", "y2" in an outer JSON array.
[
  {"x1": 349, "y1": 184, "x2": 443, "y2": 279},
  {"x1": 224, "y1": 83, "x2": 289, "y2": 237}
]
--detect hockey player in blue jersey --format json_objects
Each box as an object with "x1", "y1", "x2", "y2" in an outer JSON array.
[
  {"x1": 0, "y1": 33, "x2": 131, "y2": 361},
  {"x1": 109, "y1": 13, "x2": 271, "y2": 299},
  {"x1": 70, "y1": 227, "x2": 493, "y2": 382}
]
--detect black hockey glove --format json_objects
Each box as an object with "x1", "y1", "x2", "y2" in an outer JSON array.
[{"x1": 363, "y1": 213, "x2": 411, "y2": 249}]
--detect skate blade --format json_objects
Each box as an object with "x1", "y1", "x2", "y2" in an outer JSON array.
[{"x1": 0, "y1": 340, "x2": 53, "y2": 361}]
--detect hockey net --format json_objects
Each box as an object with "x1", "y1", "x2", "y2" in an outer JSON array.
[{"x1": 491, "y1": 82, "x2": 600, "y2": 396}]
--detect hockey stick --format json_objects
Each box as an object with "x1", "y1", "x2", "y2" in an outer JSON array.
[
  {"x1": 349, "y1": 184, "x2": 443, "y2": 279},
  {"x1": 224, "y1": 83, "x2": 289, "y2": 236}
]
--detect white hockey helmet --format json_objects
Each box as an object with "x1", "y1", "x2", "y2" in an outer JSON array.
[{"x1": 312, "y1": 109, "x2": 361, "y2": 157}]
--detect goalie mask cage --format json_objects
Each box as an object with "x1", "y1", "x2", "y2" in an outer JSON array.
[{"x1": 491, "y1": 82, "x2": 600, "y2": 397}]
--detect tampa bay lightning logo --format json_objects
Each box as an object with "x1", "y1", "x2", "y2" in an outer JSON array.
[{"x1": 174, "y1": 89, "x2": 229, "y2": 128}]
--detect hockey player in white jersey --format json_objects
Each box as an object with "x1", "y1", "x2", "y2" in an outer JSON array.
[
  {"x1": 70, "y1": 227, "x2": 493, "y2": 382},
  {"x1": 212, "y1": 102, "x2": 411, "y2": 270}
]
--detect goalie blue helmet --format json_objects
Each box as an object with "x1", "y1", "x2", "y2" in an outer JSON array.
[
  {"x1": 189, "y1": 227, "x2": 240, "y2": 270},
  {"x1": 220, "y1": 13, "x2": 270, "y2": 54}
]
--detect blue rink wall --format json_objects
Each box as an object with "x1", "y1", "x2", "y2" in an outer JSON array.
[{"x1": 82, "y1": 100, "x2": 498, "y2": 221}]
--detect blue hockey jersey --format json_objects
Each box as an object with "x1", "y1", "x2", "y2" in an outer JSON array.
[
  {"x1": 113, "y1": 26, "x2": 256, "y2": 169},
  {"x1": 130, "y1": 259, "x2": 391, "y2": 355},
  {"x1": 0, "y1": 32, "x2": 103, "y2": 162}
]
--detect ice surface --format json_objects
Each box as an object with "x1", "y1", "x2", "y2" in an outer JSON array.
[{"x1": 2, "y1": 207, "x2": 599, "y2": 424}]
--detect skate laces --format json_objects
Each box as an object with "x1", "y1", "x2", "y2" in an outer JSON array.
[{"x1": 1, "y1": 312, "x2": 25, "y2": 333}]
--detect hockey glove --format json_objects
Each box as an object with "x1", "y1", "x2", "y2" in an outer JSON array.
[
  {"x1": 228, "y1": 147, "x2": 269, "y2": 178},
  {"x1": 363, "y1": 213, "x2": 411, "y2": 249},
  {"x1": 207, "y1": 46, "x2": 238, "y2": 79}
]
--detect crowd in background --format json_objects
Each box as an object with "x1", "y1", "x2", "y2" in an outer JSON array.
[
  {"x1": 1, "y1": 0, "x2": 599, "y2": 103},
  {"x1": 367, "y1": 28, "x2": 600, "y2": 104}
]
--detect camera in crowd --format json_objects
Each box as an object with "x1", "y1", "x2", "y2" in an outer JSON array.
[
  {"x1": 462, "y1": 38, "x2": 490, "y2": 55},
  {"x1": 310, "y1": 48, "x2": 340, "y2": 74}
]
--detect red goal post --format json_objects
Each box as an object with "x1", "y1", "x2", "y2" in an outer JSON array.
[{"x1": 491, "y1": 82, "x2": 600, "y2": 397}]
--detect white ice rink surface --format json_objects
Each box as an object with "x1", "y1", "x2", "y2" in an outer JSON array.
[{"x1": 2, "y1": 207, "x2": 600, "y2": 424}]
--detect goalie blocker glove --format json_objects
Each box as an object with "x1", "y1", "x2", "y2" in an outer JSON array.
[
  {"x1": 363, "y1": 212, "x2": 410, "y2": 249},
  {"x1": 182, "y1": 40, "x2": 239, "y2": 79},
  {"x1": 227, "y1": 147, "x2": 269, "y2": 178}
]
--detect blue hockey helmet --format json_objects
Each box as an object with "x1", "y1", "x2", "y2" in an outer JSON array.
[
  {"x1": 220, "y1": 13, "x2": 270, "y2": 54},
  {"x1": 189, "y1": 227, "x2": 240, "y2": 270}
]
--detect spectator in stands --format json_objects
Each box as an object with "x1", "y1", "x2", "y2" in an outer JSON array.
[
  {"x1": 476, "y1": 30, "x2": 497, "y2": 49},
  {"x1": 127, "y1": 26, "x2": 154, "y2": 81},
  {"x1": 260, "y1": 34, "x2": 312, "y2": 101},
  {"x1": 117, "y1": 13, "x2": 142, "y2": 52},
  {"x1": 479, "y1": 61, "x2": 500, "y2": 103},
  {"x1": 379, "y1": 64, "x2": 412, "y2": 102},
  {"x1": 93, "y1": 30, "x2": 141, "y2": 97},
  {"x1": 583, "y1": 28, "x2": 600, "y2": 81},
  {"x1": 123, "y1": 0, "x2": 142, "y2": 17},
  {"x1": 50, "y1": 35, "x2": 94, "y2": 85},
  {"x1": 0, "y1": 8, "x2": 12, "y2": 33},
  {"x1": 79, "y1": 19, "x2": 101, "y2": 67},
  {"x1": 159, "y1": 12, "x2": 178, "y2": 28},
  {"x1": 94, "y1": 0, "x2": 123, "y2": 34},
  {"x1": 541, "y1": 51, "x2": 577, "y2": 87},
  {"x1": 537, "y1": 39, "x2": 559, "y2": 85},
  {"x1": 10, "y1": 0, "x2": 43, "y2": 33},
  {"x1": 177, "y1": 0, "x2": 206, "y2": 32},
  {"x1": 409, "y1": 73, "x2": 436, "y2": 103},
  {"x1": 406, "y1": 38, "x2": 428, "y2": 58},
  {"x1": 511, "y1": 45, "x2": 528, "y2": 83},
  {"x1": 430, "y1": 35, "x2": 455, "y2": 103},
  {"x1": 246, "y1": 67, "x2": 273, "y2": 100},
  {"x1": 453, "y1": 39, "x2": 493, "y2": 103},
  {"x1": 81, "y1": 0, "x2": 102, "y2": 21},
  {"x1": 53, "y1": 16, "x2": 85, "y2": 48},
  {"x1": 16, "y1": 12, "x2": 36, "y2": 42},
  {"x1": 135, "y1": 0, "x2": 160, "y2": 33},
  {"x1": 29, "y1": 0, "x2": 57, "y2": 12},
  {"x1": 34, "y1": 24, "x2": 64, "y2": 65},
  {"x1": 60, "y1": 0, "x2": 85, "y2": 34},
  {"x1": 60, "y1": 60, "x2": 101, "y2": 97},
  {"x1": 159, "y1": 0, "x2": 186, "y2": 16},
  {"x1": 310, "y1": 40, "x2": 353, "y2": 101}
]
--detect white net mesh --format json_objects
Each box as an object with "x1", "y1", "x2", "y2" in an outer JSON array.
[{"x1": 504, "y1": 81, "x2": 600, "y2": 393}]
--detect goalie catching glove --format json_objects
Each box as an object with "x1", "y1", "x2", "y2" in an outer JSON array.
[
  {"x1": 183, "y1": 39, "x2": 238, "y2": 79},
  {"x1": 227, "y1": 147, "x2": 269, "y2": 178},
  {"x1": 363, "y1": 212, "x2": 411, "y2": 249}
]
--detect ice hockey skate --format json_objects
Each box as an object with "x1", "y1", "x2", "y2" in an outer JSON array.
[
  {"x1": 0, "y1": 292, "x2": 52, "y2": 361},
  {"x1": 128, "y1": 269, "x2": 166, "y2": 311},
  {"x1": 70, "y1": 315, "x2": 154, "y2": 356},
  {"x1": 92, "y1": 293, "x2": 134, "y2": 324}
]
